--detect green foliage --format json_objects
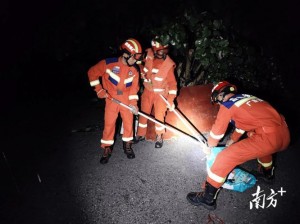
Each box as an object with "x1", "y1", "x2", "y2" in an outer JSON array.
[{"x1": 142, "y1": 10, "x2": 283, "y2": 94}]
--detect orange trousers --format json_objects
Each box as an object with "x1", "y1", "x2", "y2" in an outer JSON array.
[
  {"x1": 207, "y1": 116, "x2": 290, "y2": 188},
  {"x1": 137, "y1": 88, "x2": 168, "y2": 136},
  {"x1": 100, "y1": 97, "x2": 133, "y2": 148}
]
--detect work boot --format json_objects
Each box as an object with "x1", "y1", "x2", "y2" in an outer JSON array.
[
  {"x1": 155, "y1": 134, "x2": 163, "y2": 148},
  {"x1": 251, "y1": 165, "x2": 275, "y2": 184},
  {"x1": 123, "y1": 141, "x2": 135, "y2": 159},
  {"x1": 186, "y1": 182, "x2": 220, "y2": 210},
  {"x1": 133, "y1": 135, "x2": 145, "y2": 144},
  {"x1": 100, "y1": 146, "x2": 112, "y2": 164}
]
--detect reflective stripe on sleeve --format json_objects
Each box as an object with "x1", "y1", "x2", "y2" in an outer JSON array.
[
  {"x1": 235, "y1": 128, "x2": 245, "y2": 134},
  {"x1": 210, "y1": 131, "x2": 224, "y2": 140},
  {"x1": 129, "y1": 95, "x2": 139, "y2": 100},
  {"x1": 168, "y1": 90, "x2": 177, "y2": 95},
  {"x1": 90, "y1": 80, "x2": 100, "y2": 86},
  {"x1": 153, "y1": 88, "x2": 165, "y2": 92}
]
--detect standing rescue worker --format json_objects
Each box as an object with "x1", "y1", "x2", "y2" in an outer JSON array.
[
  {"x1": 134, "y1": 36, "x2": 178, "y2": 148},
  {"x1": 87, "y1": 38, "x2": 143, "y2": 164},
  {"x1": 187, "y1": 81, "x2": 290, "y2": 210}
]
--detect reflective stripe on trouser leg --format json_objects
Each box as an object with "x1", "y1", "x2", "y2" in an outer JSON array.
[
  {"x1": 137, "y1": 89, "x2": 155, "y2": 136},
  {"x1": 257, "y1": 157, "x2": 273, "y2": 168},
  {"x1": 119, "y1": 105, "x2": 133, "y2": 141},
  {"x1": 101, "y1": 99, "x2": 119, "y2": 148},
  {"x1": 137, "y1": 122, "x2": 147, "y2": 137},
  {"x1": 153, "y1": 94, "x2": 167, "y2": 135}
]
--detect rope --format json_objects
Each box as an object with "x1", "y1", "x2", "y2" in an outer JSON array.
[{"x1": 207, "y1": 213, "x2": 224, "y2": 224}]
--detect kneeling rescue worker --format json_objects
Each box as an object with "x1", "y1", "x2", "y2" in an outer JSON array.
[
  {"x1": 87, "y1": 38, "x2": 143, "y2": 164},
  {"x1": 187, "y1": 81, "x2": 290, "y2": 210}
]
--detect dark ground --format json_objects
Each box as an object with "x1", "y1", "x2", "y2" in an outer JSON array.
[{"x1": 1, "y1": 90, "x2": 300, "y2": 224}]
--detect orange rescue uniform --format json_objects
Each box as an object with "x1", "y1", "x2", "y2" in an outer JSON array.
[
  {"x1": 136, "y1": 48, "x2": 177, "y2": 136},
  {"x1": 88, "y1": 57, "x2": 139, "y2": 148},
  {"x1": 207, "y1": 94, "x2": 290, "y2": 188}
]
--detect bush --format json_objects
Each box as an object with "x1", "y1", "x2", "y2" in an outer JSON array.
[{"x1": 142, "y1": 10, "x2": 284, "y2": 95}]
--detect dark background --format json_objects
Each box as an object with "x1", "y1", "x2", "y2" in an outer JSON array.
[
  {"x1": 1, "y1": 0, "x2": 300, "y2": 222},
  {"x1": 2, "y1": 0, "x2": 299, "y2": 145},
  {"x1": 2, "y1": 0, "x2": 300, "y2": 100}
]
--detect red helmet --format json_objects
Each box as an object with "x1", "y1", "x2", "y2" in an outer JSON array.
[
  {"x1": 211, "y1": 81, "x2": 237, "y2": 104},
  {"x1": 151, "y1": 36, "x2": 169, "y2": 52},
  {"x1": 120, "y1": 38, "x2": 143, "y2": 60},
  {"x1": 151, "y1": 36, "x2": 169, "y2": 59}
]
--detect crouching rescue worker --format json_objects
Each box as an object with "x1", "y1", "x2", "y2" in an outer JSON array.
[
  {"x1": 87, "y1": 38, "x2": 143, "y2": 164},
  {"x1": 187, "y1": 81, "x2": 290, "y2": 210},
  {"x1": 134, "y1": 36, "x2": 178, "y2": 148}
]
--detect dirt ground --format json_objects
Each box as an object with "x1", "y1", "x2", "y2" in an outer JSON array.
[{"x1": 1, "y1": 91, "x2": 300, "y2": 224}]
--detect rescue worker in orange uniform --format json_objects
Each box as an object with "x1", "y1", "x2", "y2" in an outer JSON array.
[
  {"x1": 134, "y1": 36, "x2": 178, "y2": 148},
  {"x1": 187, "y1": 81, "x2": 290, "y2": 210},
  {"x1": 87, "y1": 38, "x2": 143, "y2": 164}
]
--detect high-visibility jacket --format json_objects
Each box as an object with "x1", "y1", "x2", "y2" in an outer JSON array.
[
  {"x1": 136, "y1": 49, "x2": 178, "y2": 136},
  {"x1": 208, "y1": 94, "x2": 286, "y2": 146},
  {"x1": 88, "y1": 57, "x2": 140, "y2": 148},
  {"x1": 141, "y1": 48, "x2": 177, "y2": 103},
  {"x1": 206, "y1": 93, "x2": 290, "y2": 188},
  {"x1": 88, "y1": 57, "x2": 139, "y2": 104}
]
